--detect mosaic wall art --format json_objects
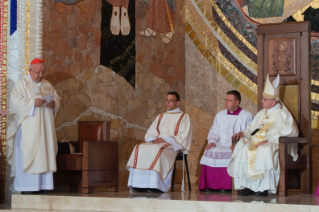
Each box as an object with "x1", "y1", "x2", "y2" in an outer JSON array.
[
  {"x1": 185, "y1": 0, "x2": 319, "y2": 129},
  {"x1": 55, "y1": 0, "x2": 89, "y2": 14},
  {"x1": 135, "y1": 0, "x2": 185, "y2": 93},
  {"x1": 0, "y1": 0, "x2": 8, "y2": 203},
  {"x1": 100, "y1": 0, "x2": 136, "y2": 87}
]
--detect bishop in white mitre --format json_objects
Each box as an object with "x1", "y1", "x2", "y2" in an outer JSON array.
[
  {"x1": 6, "y1": 58, "x2": 60, "y2": 194},
  {"x1": 199, "y1": 90, "x2": 253, "y2": 192},
  {"x1": 228, "y1": 74, "x2": 298, "y2": 196},
  {"x1": 127, "y1": 91, "x2": 192, "y2": 192}
]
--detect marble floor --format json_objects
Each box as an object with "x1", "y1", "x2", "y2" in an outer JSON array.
[{"x1": 3, "y1": 185, "x2": 319, "y2": 212}]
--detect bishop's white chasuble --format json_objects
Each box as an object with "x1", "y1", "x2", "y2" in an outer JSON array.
[{"x1": 227, "y1": 104, "x2": 298, "y2": 194}]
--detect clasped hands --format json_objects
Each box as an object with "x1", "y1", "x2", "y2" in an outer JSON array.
[
  {"x1": 35, "y1": 98, "x2": 55, "y2": 108},
  {"x1": 231, "y1": 132, "x2": 268, "y2": 146},
  {"x1": 152, "y1": 138, "x2": 165, "y2": 144}
]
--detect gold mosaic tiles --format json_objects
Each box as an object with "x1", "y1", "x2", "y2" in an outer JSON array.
[
  {"x1": 25, "y1": 1, "x2": 30, "y2": 75},
  {"x1": 185, "y1": 8, "x2": 257, "y2": 103},
  {"x1": 190, "y1": 0, "x2": 257, "y2": 74},
  {"x1": 0, "y1": 0, "x2": 8, "y2": 203}
]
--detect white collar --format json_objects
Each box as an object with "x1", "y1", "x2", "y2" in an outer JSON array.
[
  {"x1": 167, "y1": 108, "x2": 181, "y2": 113},
  {"x1": 267, "y1": 103, "x2": 280, "y2": 113},
  {"x1": 28, "y1": 74, "x2": 42, "y2": 87}
]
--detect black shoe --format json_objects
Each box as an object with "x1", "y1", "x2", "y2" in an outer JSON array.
[
  {"x1": 21, "y1": 191, "x2": 32, "y2": 195},
  {"x1": 201, "y1": 188, "x2": 213, "y2": 192},
  {"x1": 32, "y1": 190, "x2": 51, "y2": 195},
  {"x1": 238, "y1": 188, "x2": 255, "y2": 196},
  {"x1": 220, "y1": 189, "x2": 231, "y2": 193},
  {"x1": 255, "y1": 190, "x2": 268, "y2": 196},
  {"x1": 132, "y1": 187, "x2": 147, "y2": 192},
  {"x1": 146, "y1": 188, "x2": 164, "y2": 193},
  {"x1": 201, "y1": 188, "x2": 220, "y2": 192},
  {"x1": 41, "y1": 190, "x2": 51, "y2": 194}
]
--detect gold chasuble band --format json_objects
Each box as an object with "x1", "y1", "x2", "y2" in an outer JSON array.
[{"x1": 247, "y1": 110, "x2": 279, "y2": 181}]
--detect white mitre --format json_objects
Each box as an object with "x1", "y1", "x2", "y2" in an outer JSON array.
[{"x1": 263, "y1": 74, "x2": 280, "y2": 99}]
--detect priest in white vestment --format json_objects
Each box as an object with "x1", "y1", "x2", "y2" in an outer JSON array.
[
  {"x1": 127, "y1": 91, "x2": 192, "y2": 192},
  {"x1": 228, "y1": 74, "x2": 298, "y2": 196},
  {"x1": 199, "y1": 90, "x2": 253, "y2": 192},
  {"x1": 6, "y1": 58, "x2": 60, "y2": 194}
]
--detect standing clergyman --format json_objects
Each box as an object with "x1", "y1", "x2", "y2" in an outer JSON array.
[{"x1": 6, "y1": 58, "x2": 61, "y2": 194}]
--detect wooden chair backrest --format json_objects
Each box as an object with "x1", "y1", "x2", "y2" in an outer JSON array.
[
  {"x1": 78, "y1": 121, "x2": 110, "y2": 153},
  {"x1": 257, "y1": 22, "x2": 311, "y2": 139}
]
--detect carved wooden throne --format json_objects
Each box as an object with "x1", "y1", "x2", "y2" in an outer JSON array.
[
  {"x1": 257, "y1": 22, "x2": 312, "y2": 196},
  {"x1": 231, "y1": 22, "x2": 312, "y2": 197}
]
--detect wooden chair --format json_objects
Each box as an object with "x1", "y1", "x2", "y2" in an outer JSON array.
[
  {"x1": 232, "y1": 22, "x2": 312, "y2": 196},
  {"x1": 171, "y1": 151, "x2": 191, "y2": 192},
  {"x1": 54, "y1": 121, "x2": 119, "y2": 193}
]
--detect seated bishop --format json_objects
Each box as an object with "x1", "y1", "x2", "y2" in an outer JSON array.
[
  {"x1": 199, "y1": 90, "x2": 253, "y2": 192},
  {"x1": 228, "y1": 74, "x2": 298, "y2": 196},
  {"x1": 126, "y1": 91, "x2": 192, "y2": 192}
]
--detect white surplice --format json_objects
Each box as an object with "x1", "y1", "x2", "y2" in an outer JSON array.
[
  {"x1": 200, "y1": 108, "x2": 253, "y2": 167},
  {"x1": 127, "y1": 108, "x2": 192, "y2": 192},
  {"x1": 227, "y1": 103, "x2": 298, "y2": 194},
  {"x1": 6, "y1": 75, "x2": 60, "y2": 191}
]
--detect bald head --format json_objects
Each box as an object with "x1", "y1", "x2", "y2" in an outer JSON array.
[{"x1": 29, "y1": 63, "x2": 46, "y2": 82}]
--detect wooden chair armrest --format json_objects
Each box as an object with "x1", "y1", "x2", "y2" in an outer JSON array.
[
  {"x1": 82, "y1": 141, "x2": 118, "y2": 170},
  {"x1": 279, "y1": 137, "x2": 309, "y2": 144}
]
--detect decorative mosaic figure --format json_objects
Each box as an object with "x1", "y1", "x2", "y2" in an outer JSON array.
[
  {"x1": 107, "y1": 0, "x2": 131, "y2": 36},
  {"x1": 139, "y1": 0, "x2": 176, "y2": 44},
  {"x1": 55, "y1": 0, "x2": 89, "y2": 14}
]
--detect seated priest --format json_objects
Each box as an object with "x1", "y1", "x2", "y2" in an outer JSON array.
[
  {"x1": 126, "y1": 91, "x2": 192, "y2": 192},
  {"x1": 199, "y1": 90, "x2": 253, "y2": 192},
  {"x1": 228, "y1": 74, "x2": 298, "y2": 196}
]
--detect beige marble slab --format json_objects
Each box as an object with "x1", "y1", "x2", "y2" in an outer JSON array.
[
  {"x1": 41, "y1": 196, "x2": 101, "y2": 211},
  {"x1": 311, "y1": 205, "x2": 319, "y2": 212},
  {"x1": 1, "y1": 209, "x2": 108, "y2": 212},
  {"x1": 10, "y1": 189, "x2": 319, "y2": 212},
  {"x1": 199, "y1": 201, "x2": 311, "y2": 212},
  {"x1": 100, "y1": 208, "x2": 198, "y2": 212},
  {"x1": 11, "y1": 195, "x2": 44, "y2": 209},
  {"x1": 100, "y1": 198, "x2": 199, "y2": 211}
]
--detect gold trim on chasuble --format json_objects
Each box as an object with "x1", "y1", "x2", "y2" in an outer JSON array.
[
  {"x1": 247, "y1": 110, "x2": 279, "y2": 181},
  {"x1": 156, "y1": 113, "x2": 165, "y2": 135},
  {"x1": 133, "y1": 143, "x2": 143, "y2": 168},
  {"x1": 149, "y1": 112, "x2": 186, "y2": 170},
  {"x1": 149, "y1": 143, "x2": 171, "y2": 170},
  {"x1": 175, "y1": 112, "x2": 186, "y2": 135}
]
